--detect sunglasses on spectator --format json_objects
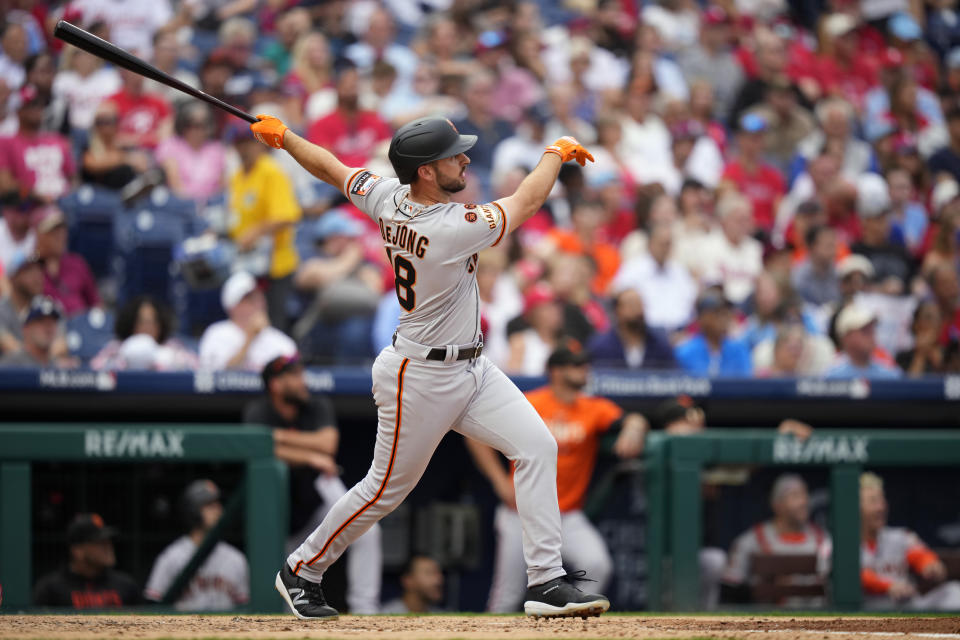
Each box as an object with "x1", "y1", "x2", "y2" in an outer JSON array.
[{"x1": 94, "y1": 116, "x2": 118, "y2": 126}]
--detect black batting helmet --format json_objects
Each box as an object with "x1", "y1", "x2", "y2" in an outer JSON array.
[
  {"x1": 180, "y1": 479, "x2": 220, "y2": 530},
  {"x1": 388, "y1": 117, "x2": 477, "y2": 184}
]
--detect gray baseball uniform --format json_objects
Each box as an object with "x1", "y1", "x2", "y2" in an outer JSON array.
[
  {"x1": 286, "y1": 171, "x2": 565, "y2": 588},
  {"x1": 861, "y1": 527, "x2": 960, "y2": 610},
  {"x1": 144, "y1": 537, "x2": 248, "y2": 611}
]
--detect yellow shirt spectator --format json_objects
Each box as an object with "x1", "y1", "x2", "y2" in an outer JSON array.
[{"x1": 229, "y1": 154, "x2": 301, "y2": 279}]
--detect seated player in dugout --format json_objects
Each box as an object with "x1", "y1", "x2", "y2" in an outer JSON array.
[
  {"x1": 466, "y1": 345, "x2": 648, "y2": 613},
  {"x1": 33, "y1": 513, "x2": 141, "y2": 609},
  {"x1": 144, "y1": 480, "x2": 249, "y2": 610},
  {"x1": 856, "y1": 472, "x2": 960, "y2": 610},
  {"x1": 721, "y1": 474, "x2": 830, "y2": 606},
  {"x1": 250, "y1": 113, "x2": 610, "y2": 619}
]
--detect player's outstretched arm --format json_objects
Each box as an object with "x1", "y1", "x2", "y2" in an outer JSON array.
[
  {"x1": 250, "y1": 114, "x2": 355, "y2": 194},
  {"x1": 498, "y1": 136, "x2": 593, "y2": 234}
]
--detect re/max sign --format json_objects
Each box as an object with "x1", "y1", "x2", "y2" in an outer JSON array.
[
  {"x1": 85, "y1": 430, "x2": 185, "y2": 458},
  {"x1": 773, "y1": 436, "x2": 869, "y2": 464}
]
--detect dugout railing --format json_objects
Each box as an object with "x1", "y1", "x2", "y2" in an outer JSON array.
[
  {"x1": 644, "y1": 430, "x2": 960, "y2": 611},
  {"x1": 0, "y1": 424, "x2": 287, "y2": 611}
]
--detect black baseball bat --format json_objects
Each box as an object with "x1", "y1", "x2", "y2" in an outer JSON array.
[{"x1": 53, "y1": 20, "x2": 258, "y2": 124}]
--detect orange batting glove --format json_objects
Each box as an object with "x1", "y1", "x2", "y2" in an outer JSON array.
[
  {"x1": 544, "y1": 136, "x2": 594, "y2": 166},
  {"x1": 250, "y1": 114, "x2": 288, "y2": 149}
]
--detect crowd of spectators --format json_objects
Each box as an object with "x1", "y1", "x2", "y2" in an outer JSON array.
[{"x1": 2, "y1": 0, "x2": 960, "y2": 378}]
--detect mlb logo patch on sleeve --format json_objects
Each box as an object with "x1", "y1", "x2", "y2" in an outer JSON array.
[{"x1": 351, "y1": 171, "x2": 382, "y2": 196}]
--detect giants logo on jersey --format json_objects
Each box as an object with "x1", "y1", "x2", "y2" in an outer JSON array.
[{"x1": 478, "y1": 204, "x2": 499, "y2": 230}]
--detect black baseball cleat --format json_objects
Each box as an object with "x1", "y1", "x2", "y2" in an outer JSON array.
[
  {"x1": 523, "y1": 572, "x2": 610, "y2": 618},
  {"x1": 275, "y1": 562, "x2": 339, "y2": 620}
]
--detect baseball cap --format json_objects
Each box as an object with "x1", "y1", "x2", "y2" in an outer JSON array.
[
  {"x1": 654, "y1": 396, "x2": 698, "y2": 430},
  {"x1": 823, "y1": 13, "x2": 857, "y2": 38},
  {"x1": 24, "y1": 296, "x2": 62, "y2": 324},
  {"x1": 224, "y1": 120, "x2": 254, "y2": 145},
  {"x1": 836, "y1": 304, "x2": 877, "y2": 337},
  {"x1": 932, "y1": 179, "x2": 960, "y2": 213},
  {"x1": 182, "y1": 479, "x2": 220, "y2": 509},
  {"x1": 856, "y1": 173, "x2": 891, "y2": 218},
  {"x1": 313, "y1": 209, "x2": 364, "y2": 240},
  {"x1": 837, "y1": 254, "x2": 876, "y2": 280},
  {"x1": 66, "y1": 513, "x2": 118, "y2": 545},
  {"x1": 16, "y1": 84, "x2": 43, "y2": 110},
  {"x1": 35, "y1": 206, "x2": 66, "y2": 234},
  {"x1": 220, "y1": 271, "x2": 258, "y2": 312},
  {"x1": 703, "y1": 6, "x2": 729, "y2": 26},
  {"x1": 261, "y1": 354, "x2": 302, "y2": 387},
  {"x1": 546, "y1": 345, "x2": 590, "y2": 369},
  {"x1": 695, "y1": 289, "x2": 731, "y2": 314},
  {"x1": 7, "y1": 250, "x2": 41, "y2": 276},
  {"x1": 889, "y1": 12, "x2": 921, "y2": 41},
  {"x1": 475, "y1": 30, "x2": 506, "y2": 54},
  {"x1": 739, "y1": 112, "x2": 767, "y2": 133},
  {"x1": 523, "y1": 283, "x2": 556, "y2": 314}
]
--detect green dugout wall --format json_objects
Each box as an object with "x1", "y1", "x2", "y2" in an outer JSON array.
[
  {"x1": 644, "y1": 430, "x2": 960, "y2": 611},
  {"x1": 0, "y1": 424, "x2": 287, "y2": 611}
]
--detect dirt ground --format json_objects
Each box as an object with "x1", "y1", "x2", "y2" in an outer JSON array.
[{"x1": 1, "y1": 615, "x2": 959, "y2": 640}]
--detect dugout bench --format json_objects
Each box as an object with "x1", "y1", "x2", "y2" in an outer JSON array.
[
  {"x1": 0, "y1": 424, "x2": 287, "y2": 611},
  {"x1": 644, "y1": 430, "x2": 960, "y2": 611}
]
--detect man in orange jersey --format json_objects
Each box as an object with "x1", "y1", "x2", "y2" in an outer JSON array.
[
  {"x1": 856, "y1": 472, "x2": 960, "y2": 610},
  {"x1": 467, "y1": 345, "x2": 647, "y2": 612}
]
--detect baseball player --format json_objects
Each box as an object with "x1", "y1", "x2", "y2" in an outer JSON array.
[
  {"x1": 249, "y1": 113, "x2": 608, "y2": 619},
  {"x1": 857, "y1": 472, "x2": 960, "y2": 610},
  {"x1": 467, "y1": 346, "x2": 647, "y2": 612},
  {"x1": 144, "y1": 480, "x2": 249, "y2": 610},
  {"x1": 721, "y1": 474, "x2": 830, "y2": 606}
]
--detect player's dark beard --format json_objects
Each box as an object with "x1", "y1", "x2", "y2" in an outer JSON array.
[{"x1": 438, "y1": 174, "x2": 466, "y2": 193}]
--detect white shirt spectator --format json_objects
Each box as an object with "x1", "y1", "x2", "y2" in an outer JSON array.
[
  {"x1": 491, "y1": 131, "x2": 548, "y2": 187},
  {"x1": 69, "y1": 0, "x2": 173, "y2": 57},
  {"x1": 541, "y1": 27, "x2": 630, "y2": 91},
  {"x1": 198, "y1": 320, "x2": 296, "y2": 371},
  {"x1": 694, "y1": 229, "x2": 764, "y2": 305},
  {"x1": 0, "y1": 220, "x2": 35, "y2": 270},
  {"x1": 620, "y1": 114, "x2": 672, "y2": 185},
  {"x1": 0, "y1": 56, "x2": 24, "y2": 91},
  {"x1": 144, "y1": 536, "x2": 248, "y2": 611},
  {"x1": 52, "y1": 67, "x2": 121, "y2": 131},
  {"x1": 611, "y1": 254, "x2": 698, "y2": 331},
  {"x1": 643, "y1": 5, "x2": 700, "y2": 52}
]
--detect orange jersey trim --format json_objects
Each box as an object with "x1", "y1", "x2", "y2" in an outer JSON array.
[
  {"x1": 296, "y1": 357, "x2": 410, "y2": 574},
  {"x1": 861, "y1": 568, "x2": 892, "y2": 594},
  {"x1": 491, "y1": 201, "x2": 508, "y2": 247},
  {"x1": 906, "y1": 545, "x2": 938, "y2": 574}
]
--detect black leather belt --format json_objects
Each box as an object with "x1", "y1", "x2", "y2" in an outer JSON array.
[
  {"x1": 392, "y1": 334, "x2": 482, "y2": 360},
  {"x1": 427, "y1": 345, "x2": 483, "y2": 361}
]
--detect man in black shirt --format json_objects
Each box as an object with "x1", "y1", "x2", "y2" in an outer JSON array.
[
  {"x1": 33, "y1": 513, "x2": 141, "y2": 609},
  {"x1": 243, "y1": 355, "x2": 381, "y2": 613}
]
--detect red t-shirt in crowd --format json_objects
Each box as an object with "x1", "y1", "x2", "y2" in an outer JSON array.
[
  {"x1": 306, "y1": 109, "x2": 392, "y2": 169},
  {"x1": 721, "y1": 160, "x2": 786, "y2": 233},
  {"x1": 0, "y1": 132, "x2": 75, "y2": 200},
  {"x1": 816, "y1": 56, "x2": 879, "y2": 108},
  {"x1": 44, "y1": 253, "x2": 101, "y2": 316},
  {"x1": 106, "y1": 89, "x2": 172, "y2": 149}
]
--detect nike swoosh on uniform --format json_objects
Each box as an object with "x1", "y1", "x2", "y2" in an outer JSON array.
[{"x1": 543, "y1": 585, "x2": 560, "y2": 595}]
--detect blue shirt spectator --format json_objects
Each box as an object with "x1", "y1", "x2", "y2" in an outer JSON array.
[
  {"x1": 825, "y1": 304, "x2": 902, "y2": 379},
  {"x1": 587, "y1": 289, "x2": 677, "y2": 370},
  {"x1": 674, "y1": 290, "x2": 753, "y2": 377}
]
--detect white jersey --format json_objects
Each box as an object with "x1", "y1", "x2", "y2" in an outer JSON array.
[
  {"x1": 343, "y1": 170, "x2": 508, "y2": 347},
  {"x1": 144, "y1": 536, "x2": 249, "y2": 611}
]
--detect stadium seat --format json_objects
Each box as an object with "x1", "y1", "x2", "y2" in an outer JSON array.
[
  {"x1": 128, "y1": 186, "x2": 202, "y2": 233},
  {"x1": 170, "y1": 277, "x2": 226, "y2": 338},
  {"x1": 114, "y1": 209, "x2": 188, "y2": 305},
  {"x1": 65, "y1": 307, "x2": 115, "y2": 363},
  {"x1": 59, "y1": 185, "x2": 123, "y2": 279}
]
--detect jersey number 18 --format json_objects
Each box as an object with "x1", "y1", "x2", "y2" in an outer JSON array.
[{"x1": 386, "y1": 248, "x2": 416, "y2": 312}]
